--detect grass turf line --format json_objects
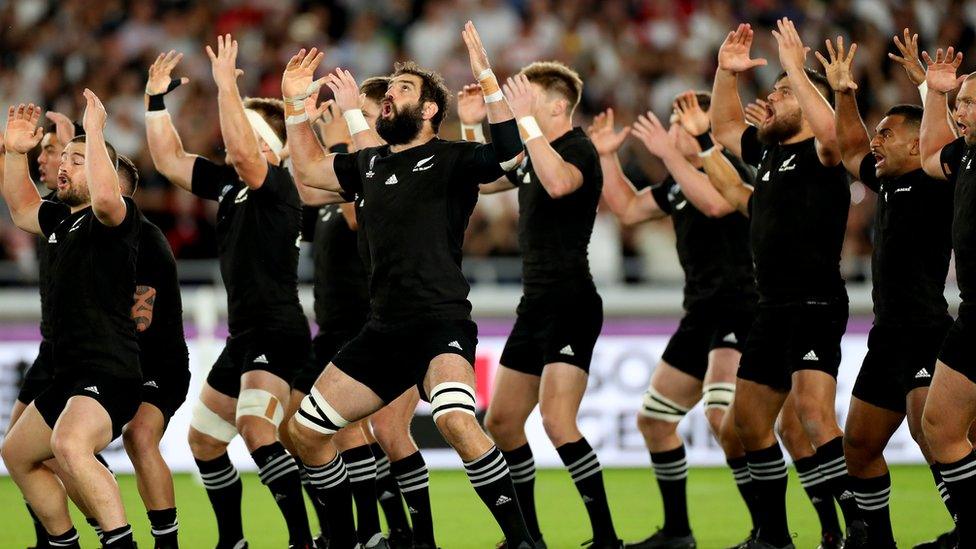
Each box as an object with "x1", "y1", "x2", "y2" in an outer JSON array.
[{"x1": 0, "y1": 465, "x2": 952, "y2": 548}]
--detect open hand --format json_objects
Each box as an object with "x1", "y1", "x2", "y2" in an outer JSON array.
[
  {"x1": 3, "y1": 104, "x2": 44, "y2": 154},
  {"x1": 814, "y1": 36, "x2": 858, "y2": 93},
  {"x1": 462, "y1": 21, "x2": 492, "y2": 80},
  {"x1": 206, "y1": 34, "x2": 244, "y2": 89},
  {"x1": 324, "y1": 68, "x2": 362, "y2": 113},
  {"x1": 586, "y1": 109, "x2": 631, "y2": 156},
  {"x1": 82, "y1": 89, "x2": 108, "y2": 133},
  {"x1": 458, "y1": 84, "x2": 487, "y2": 125},
  {"x1": 44, "y1": 111, "x2": 76, "y2": 144},
  {"x1": 922, "y1": 46, "x2": 965, "y2": 93},
  {"x1": 631, "y1": 111, "x2": 678, "y2": 159},
  {"x1": 282, "y1": 47, "x2": 328, "y2": 100},
  {"x1": 502, "y1": 74, "x2": 536, "y2": 119},
  {"x1": 147, "y1": 50, "x2": 189, "y2": 95},
  {"x1": 673, "y1": 92, "x2": 710, "y2": 136},
  {"x1": 772, "y1": 18, "x2": 810, "y2": 74},
  {"x1": 718, "y1": 24, "x2": 768, "y2": 74},
  {"x1": 889, "y1": 28, "x2": 926, "y2": 86}
]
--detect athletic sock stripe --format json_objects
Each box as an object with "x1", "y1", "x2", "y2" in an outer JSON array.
[
  {"x1": 394, "y1": 469, "x2": 429, "y2": 483},
  {"x1": 943, "y1": 467, "x2": 976, "y2": 482},
  {"x1": 260, "y1": 453, "x2": 294, "y2": 471},
  {"x1": 200, "y1": 466, "x2": 238, "y2": 480},
  {"x1": 104, "y1": 527, "x2": 132, "y2": 545},
  {"x1": 566, "y1": 451, "x2": 599, "y2": 472},
  {"x1": 749, "y1": 459, "x2": 786, "y2": 471},
  {"x1": 819, "y1": 461, "x2": 849, "y2": 475},
  {"x1": 203, "y1": 471, "x2": 241, "y2": 490},
  {"x1": 467, "y1": 461, "x2": 508, "y2": 483},
  {"x1": 399, "y1": 480, "x2": 430, "y2": 492},
  {"x1": 464, "y1": 452, "x2": 505, "y2": 476},
  {"x1": 398, "y1": 475, "x2": 429, "y2": 488},
  {"x1": 202, "y1": 467, "x2": 239, "y2": 484},
  {"x1": 508, "y1": 459, "x2": 535, "y2": 472},
  {"x1": 569, "y1": 455, "x2": 601, "y2": 476},
  {"x1": 652, "y1": 460, "x2": 688, "y2": 472},
  {"x1": 151, "y1": 522, "x2": 179, "y2": 536},
  {"x1": 820, "y1": 455, "x2": 846, "y2": 469},
  {"x1": 942, "y1": 459, "x2": 976, "y2": 477},
  {"x1": 469, "y1": 467, "x2": 510, "y2": 487},
  {"x1": 344, "y1": 457, "x2": 376, "y2": 468},
  {"x1": 259, "y1": 460, "x2": 299, "y2": 482},
  {"x1": 263, "y1": 464, "x2": 300, "y2": 485}
]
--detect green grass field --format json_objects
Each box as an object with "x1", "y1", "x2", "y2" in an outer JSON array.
[{"x1": 0, "y1": 465, "x2": 952, "y2": 548}]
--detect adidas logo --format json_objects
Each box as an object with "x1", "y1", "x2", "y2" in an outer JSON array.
[
  {"x1": 722, "y1": 332, "x2": 738, "y2": 344},
  {"x1": 839, "y1": 490, "x2": 855, "y2": 500},
  {"x1": 412, "y1": 154, "x2": 436, "y2": 172},
  {"x1": 582, "y1": 495, "x2": 594, "y2": 503},
  {"x1": 274, "y1": 493, "x2": 286, "y2": 502},
  {"x1": 915, "y1": 368, "x2": 931, "y2": 379},
  {"x1": 495, "y1": 495, "x2": 512, "y2": 506},
  {"x1": 143, "y1": 380, "x2": 159, "y2": 388},
  {"x1": 84, "y1": 385, "x2": 100, "y2": 395},
  {"x1": 379, "y1": 491, "x2": 394, "y2": 501},
  {"x1": 408, "y1": 506, "x2": 418, "y2": 514},
  {"x1": 448, "y1": 340, "x2": 462, "y2": 350},
  {"x1": 385, "y1": 174, "x2": 398, "y2": 186},
  {"x1": 810, "y1": 496, "x2": 822, "y2": 504},
  {"x1": 761, "y1": 171, "x2": 770, "y2": 181},
  {"x1": 48, "y1": 233, "x2": 57, "y2": 243},
  {"x1": 253, "y1": 354, "x2": 269, "y2": 364},
  {"x1": 560, "y1": 345, "x2": 575, "y2": 356},
  {"x1": 802, "y1": 350, "x2": 819, "y2": 361}
]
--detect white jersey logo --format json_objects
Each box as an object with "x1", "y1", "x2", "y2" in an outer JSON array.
[
  {"x1": 48, "y1": 233, "x2": 58, "y2": 244},
  {"x1": 84, "y1": 385, "x2": 100, "y2": 395},
  {"x1": 253, "y1": 354, "x2": 269, "y2": 364},
  {"x1": 366, "y1": 155, "x2": 377, "y2": 178},
  {"x1": 143, "y1": 380, "x2": 159, "y2": 388},
  {"x1": 448, "y1": 340, "x2": 462, "y2": 350},
  {"x1": 915, "y1": 368, "x2": 931, "y2": 379},
  {"x1": 761, "y1": 171, "x2": 771, "y2": 182},
  {"x1": 321, "y1": 208, "x2": 333, "y2": 222},
  {"x1": 894, "y1": 186, "x2": 912, "y2": 194},
  {"x1": 722, "y1": 332, "x2": 738, "y2": 344},
  {"x1": 560, "y1": 345, "x2": 575, "y2": 356},
  {"x1": 779, "y1": 154, "x2": 797, "y2": 172},
  {"x1": 802, "y1": 350, "x2": 819, "y2": 361},
  {"x1": 68, "y1": 215, "x2": 86, "y2": 233},
  {"x1": 412, "y1": 155, "x2": 436, "y2": 172},
  {"x1": 385, "y1": 174, "x2": 399, "y2": 186},
  {"x1": 674, "y1": 200, "x2": 688, "y2": 211},
  {"x1": 234, "y1": 187, "x2": 249, "y2": 204}
]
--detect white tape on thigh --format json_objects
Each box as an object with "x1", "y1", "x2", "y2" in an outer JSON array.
[
  {"x1": 236, "y1": 389, "x2": 284, "y2": 427},
  {"x1": 430, "y1": 382, "x2": 476, "y2": 422},
  {"x1": 190, "y1": 400, "x2": 238, "y2": 443},
  {"x1": 295, "y1": 386, "x2": 350, "y2": 435},
  {"x1": 703, "y1": 382, "x2": 736, "y2": 411},
  {"x1": 640, "y1": 387, "x2": 691, "y2": 422}
]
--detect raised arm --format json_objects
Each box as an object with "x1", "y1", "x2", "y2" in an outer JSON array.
[
  {"x1": 207, "y1": 34, "x2": 273, "y2": 190},
  {"x1": 587, "y1": 109, "x2": 664, "y2": 225},
  {"x1": 282, "y1": 47, "x2": 344, "y2": 193},
  {"x1": 458, "y1": 83, "x2": 517, "y2": 194},
  {"x1": 144, "y1": 51, "x2": 198, "y2": 191},
  {"x1": 816, "y1": 37, "x2": 869, "y2": 177},
  {"x1": 672, "y1": 93, "x2": 740, "y2": 216},
  {"x1": 82, "y1": 90, "x2": 126, "y2": 226},
  {"x1": 294, "y1": 95, "x2": 351, "y2": 206},
  {"x1": 711, "y1": 24, "x2": 768, "y2": 157},
  {"x1": 774, "y1": 19, "x2": 840, "y2": 166},
  {"x1": 920, "y1": 47, "x2": 966, "y2": 179},
  {"x1": 2, "y1": 104, "x2": 44, "y2": 234},
  {"x1": 699, "y1": 146, "x2": 753, "y2": 217},
  {"x1": 325, "y1": 67, "x2": 383, "y2": 150}
]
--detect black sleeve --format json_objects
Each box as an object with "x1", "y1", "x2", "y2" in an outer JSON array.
[
  {"x1": 650, "y1": 179, "x2": 674, "y2": 215},
  {"x1": 301, "y1": 206, "x2": 318, "y2": 242},
  {"x1": 37, "y1": 200, "x2": 70, "y2": 237},
  {"x1": 456, "y1": 142, "x2": 507, "y2": 185},
  {"x1": 487, "y1": 119, "x2": 522, "y2": 164},
  {"x1": 557, "y1": 138, "x2": 599, "y2": 190},
  {"x1": 740, "y1": 125, "x2": 763, "y2": 167},
  {"x1": 940, "y1": 137, "x2": 968, "y2": 184},
  {"x1": 190, "y1": 157, "x2": 237, "y2": 201},
  {"x1": 136, "y1": 234, "x2": 160, "y2": 288},
  {"x1": 333, "y1": 151, "x2": 363, "y2": 196},
  {"x1": 505, "y1": 167, "x2": 523, "y2": 186},
  {"x1": 858, "y1": 153, "x2": 881, "y2": 193},
  {"x1": 252, "y1": 163, "x2": 291, "y2": 198},
  {"x1": 95, "y1": 196, "x2": 140, "y2": 233}
]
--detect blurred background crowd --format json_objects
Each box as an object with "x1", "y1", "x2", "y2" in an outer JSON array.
[{"x1": 1, "y1": 0, "x2": 974, "y2": 287}]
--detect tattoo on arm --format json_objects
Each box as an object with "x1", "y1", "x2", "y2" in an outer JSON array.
[{"x1": 132, "y1": 285, "x2": 157, "y2": 332}]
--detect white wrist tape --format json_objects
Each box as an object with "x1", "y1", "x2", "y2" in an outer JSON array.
[
  {"x1": 918, "y1": 81, "x2": 928, "y2": 102},
  {"x1": 343, "y1": 109, "x2": 370, "y2": 135},
  {"x1": 517, "y1": 116, "x2": 543, "y2": 142},
  {"x1": 286, "y1": 112, "x2": 309, "y2": 125},
  {"x1": 461, "y1": 122, "x2": 486, "y2": 143},
  {"x1": 484, "y1": 90, "x2": 504, "y2": 103},
  {"x1": 144, "y1": 109, "x2": 170, "y2": 119},
  {"x1": 697, "y1": 146, "x2": 717, "y2": 158},
  {"x1": 478, "y1": 69, "x2": 494, "y2": 81},
  {"x1": 244, "y1": 109, "x2": 284, "y2": 159}
]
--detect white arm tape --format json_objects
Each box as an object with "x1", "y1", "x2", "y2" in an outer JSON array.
[
  {"x1": 236, "y1": 388, "x2": 284, "y2": 427},
  {"x1": 499, "y1": 155, "x2": 521, "y2": 171},
  {"x1": 518, "y1": 116, "x2": 543, "y2": 142},
  {"x1": 244, "y1": 109, "x2": 284, "y2": 159},
  {"x1": 460, "y1": 122, "x2": 486, "y2": 143},
  {"x1": 343, "y1": 109, "x2": 370, "y2": 135},
  {"x1": 144, "y1": 109, "x2": 170, "y2": 119},
  {"x1": 286, "y1": 112, "x2": 309, "y2": 126},
  {"x1": 484, "y1": 90, "x2": 505, "y2": 103},
  {"x1": 918, "y1": 81, "x2": 928, "y2": 102},
  {"x1": 191, "y1": 400, "x2": 239, "y2": 442},
  {"x1": 478, "y1": 68, "x2": 495, "y2": 81}
]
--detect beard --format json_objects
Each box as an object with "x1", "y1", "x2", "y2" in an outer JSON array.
[
  {"x1": 376, "y1": 101, "x2": 425, "y2": 145},
  {"x1": 965, "y1": 130, "x2": 975, "y2": 147},
  {"x1": 757, "y1": 109, "x2": 803, "y2": 145},
  {"x1": 57, "y1": 182, "x2": 89, "y2": 207}
]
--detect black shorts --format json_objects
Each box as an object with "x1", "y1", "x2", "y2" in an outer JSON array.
[
  {"x1": 141, "y1": 358, "x2": 191, "y2": 422},
  {"x1": 500, "y1": 289, "x2": 603, "y2": 376},
  {"x1": 661, "y1": 304, "x2": 755, "y2": 380},
  {"x1": 292, "y1": 328, "x2": 360, "y2": 395},
  {"x1": 939, "y1": 304, "x2": 976, "y2": 383},
  {"x1": 34, "y1": 371, "x2": 142, "y2": 440},
  {"x1": 333, "y1": 318, "x2": 478, "y2": 403},
  {"x1": 207, "y1": 329, "x2": 312, "y2": 398},
  {"x1": 17, "y1": 339, "x2": 54, "y2": 404},
  {"x1": 853, "y1": 319, "x2": 951, "y2": 413},
  {"x1": 737, "y1": 302, "x2": 849, "y2": 392}
]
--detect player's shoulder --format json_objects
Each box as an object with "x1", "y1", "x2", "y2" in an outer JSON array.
[{"x1": 553, "y1": 127, "x2": 596, "y2": 152}]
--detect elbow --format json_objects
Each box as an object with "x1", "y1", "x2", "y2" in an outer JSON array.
[
  {"x1": 545, "y1": 186, "x2": 571, "y2": 199},
  {"x1": 703, "y1": 201, "x2": 734, "y2": 218}
]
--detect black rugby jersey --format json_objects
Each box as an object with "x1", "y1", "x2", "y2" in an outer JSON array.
[
  {"x1": 136, "y1": 216, "x2": 189, "y2": 375},
  {"x1": 305, "y1": 203, "x2": 369, "y2": 331},
  {"x1": 650, "y1": 152, "x2": 758, "y2": 312},
  {"x1": 190, "y1": 158, "x2": 306, "y2": 334},
  {"x1": 941, "y1": 137, "x2": 976, "y2": 305},
  {"x1": 333, "y1": 138, "x2": 507, "y2": 326},
  {"x1": 858, "y1": 155, "x2": 952, "y2": 326},
  {"x1": 505, "y1": 128, "x2": 601, "y2": 295},
  {"x1": 38, "y1": 196, "x2": 141, "y2": 379},
  {"x1": 36, "y1": 190, "x2": 59, "y2": 341},
  {"x1": 741, "y1": 125, "x2": 850, "y2": 305}
]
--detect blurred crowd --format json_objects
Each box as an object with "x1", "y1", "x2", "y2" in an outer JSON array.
[{"x1": 1, "y1": 0, "x2": 974, "y2": 286}]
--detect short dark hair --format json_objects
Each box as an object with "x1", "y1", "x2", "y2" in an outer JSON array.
[
  {"x1": 243, "y1": 97, "x2": 286, "y2": 144},
  {"x1": 117, "y1": 155, "x2": 139, "y2": 196},
  {"x1": 68, "y1": 135, "x2": 118, "y2": 168},
  {"x1": 883, "y1": 104, "x2": 924, "y2": 129},
  {"x1": 520, "y1": 61, "x2": 584, "y2": 113},
  {"x1": 360, "y1": 76, "x2": 390, "y2": 104},
  {"x1": 776, "y1": 69, "x2": 833, "y2": 106},
  {"x1": 391, "y1": 61, "x2": 450, "y2": 132}
]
